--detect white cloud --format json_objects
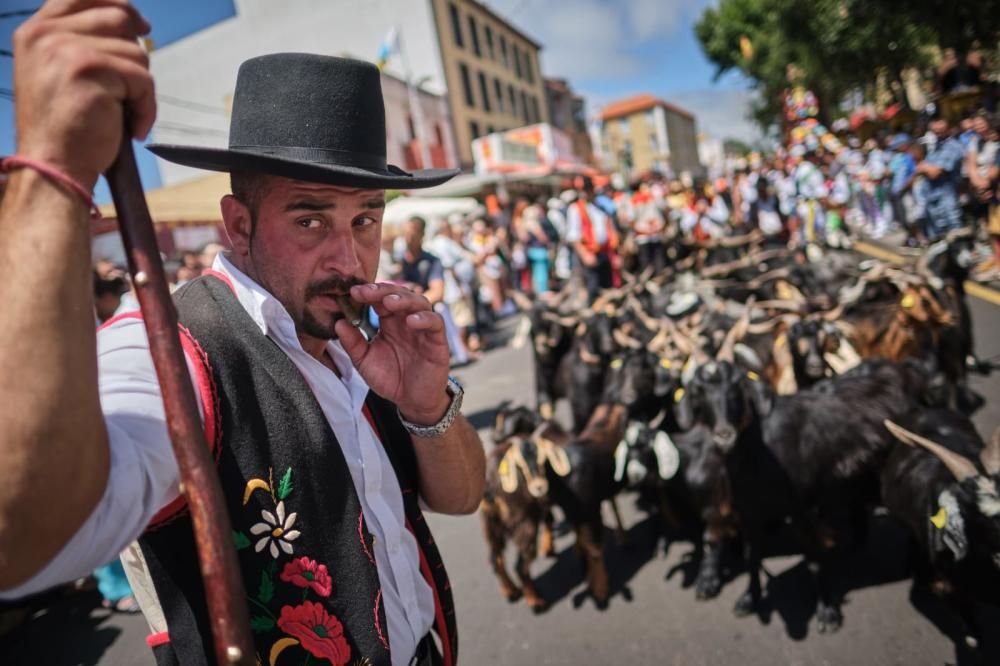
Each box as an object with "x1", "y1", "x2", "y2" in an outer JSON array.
[
  {"x1": 487, "y1": 0, "x2": 708, "y2": 82},
  {"x1": 485, "y1": 1, "x2": 760, "y2": 143},
  {"x1": 668, "y1": 89, "x2": 764, "y2": 143}
]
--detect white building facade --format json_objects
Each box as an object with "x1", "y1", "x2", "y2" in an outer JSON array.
[{"x1": 149, "y1": 0, "x2": 456, "y2": 186}]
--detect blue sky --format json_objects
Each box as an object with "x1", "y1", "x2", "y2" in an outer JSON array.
[
  {"x1": 0, "y1": 0, "x2": 237, "y2": 203},
  {"x1": 1, "y1": 0, "x2": 754, "y2": 203}
]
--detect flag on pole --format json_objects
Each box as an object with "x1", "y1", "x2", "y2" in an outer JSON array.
[{"x1": 376, "y1": 26, "x2": 399, "y2": 71}]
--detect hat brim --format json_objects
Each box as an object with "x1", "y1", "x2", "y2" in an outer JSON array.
[{"x1": 147, "y1": 144, "x2": 459, "y2": 190}]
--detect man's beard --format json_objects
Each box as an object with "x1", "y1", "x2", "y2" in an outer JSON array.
[{"x1": 300, "y1": 274, "x2": 367, "y2": 340}]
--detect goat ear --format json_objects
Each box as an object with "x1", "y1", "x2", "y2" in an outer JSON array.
[
  {"x1": 673, "y1": 386, "x2": 696, "y2": 431},
  {"x1": 744, "y1": 373, "x2": 774, "y2": 416}
]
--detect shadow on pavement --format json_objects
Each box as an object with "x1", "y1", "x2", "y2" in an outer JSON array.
[
  {"x1": 531, "y1": 515, "x2": 662, "y2": 612},
  {"x1": 464, "y1": 406, "x2": 499, "y2": 433},
  {"x1": 0, "y1": 588, "x2": 122, "y2": 666}
]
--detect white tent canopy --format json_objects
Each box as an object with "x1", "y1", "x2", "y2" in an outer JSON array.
[{"x1": 382, "y1": 196, "x2": 483, "y2": 237}]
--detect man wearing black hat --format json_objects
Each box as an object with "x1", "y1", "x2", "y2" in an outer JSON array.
[{"x1": 0, "y1": 3, "x2": 483, "y2": 666}]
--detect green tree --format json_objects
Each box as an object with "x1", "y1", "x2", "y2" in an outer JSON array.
[{"x1": 695, "y1": 0, "x2": 936, "y2": 130}]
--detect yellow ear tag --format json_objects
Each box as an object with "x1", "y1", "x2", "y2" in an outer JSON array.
[
  {"x1": 610, "y1": 358, "x2": 624, "y2": 369},
  {"x1": 901, "y1": 294, "x2": 915, "y2": 309},
  {"x1": 659, "y1": 358, "x2": 673, "y2": 369},
  {"x1": 930, "y1": 506, "x2": 947, "y2": 529},
  {"x1": 673, "y1": 387, "x2": 686, "y2": 403},
  {"x1": 747, "y1": 371, "x2": 760, "y2": 382},
  {"x1": 498, "y1": 459, "x2": 509, "y2": 476},
  {"x1": 775, "y1": 334, "x2": 787, "y2": 348}
]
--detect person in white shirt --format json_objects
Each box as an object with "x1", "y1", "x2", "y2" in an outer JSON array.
[
  {"x1": 0, "y1": 5, "x2": 483, "y2": 665},
  {"x1": 565, "y1": 178, "x2": 618, "y2": 302}
]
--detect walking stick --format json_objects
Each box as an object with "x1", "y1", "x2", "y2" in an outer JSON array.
[{"x1": 105, "y1": 136, "x2": 255, "y2": 665}]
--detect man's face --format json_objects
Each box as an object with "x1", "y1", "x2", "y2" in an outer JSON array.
[
  {"x1": 973, "y1": 117, "x2": 988, "y2": 136},
  {"x1": 931, "y1": 119, "x2": 949, "y2": 139},
  {"x1": 404, "y1": 221, "x2": 424, "y2": 252},
  {"x1": 225, "y1": 177, "x2": 384, "y2": 341}
]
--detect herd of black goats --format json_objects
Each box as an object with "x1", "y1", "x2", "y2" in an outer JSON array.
[{"x1": 479, "y1": 229, "x2": 999, "y2": 654}]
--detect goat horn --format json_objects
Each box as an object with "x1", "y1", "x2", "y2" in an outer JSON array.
[
  {"x1": 648, "y1": 327, "x2": 671, "y2": 353},
  {"x1": 626, "y1": 294, "x2": 660, "y2": 332},
  {"x1": 612, "y1": 328, "x2": 644, "y2": 350},
  {"x1": 981, "y1": 427, "x2": 1000, "y2": 476},
  {"x1": 541, "y1": 311, "x2": 578, "y2": 327},
  {"x1": 717, "y1": 296, "x2": 756, "y2": 362},
  {"x1": 884, "y1": 420, "x2": 980, "y2": 482},
  {"x1": 821, "y1": 303, "x2": 845, "y2": 322}
]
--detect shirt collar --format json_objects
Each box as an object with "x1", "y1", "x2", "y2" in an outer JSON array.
[{"x1": 210, "y1": 254, "x2": 369, "y2": 410}]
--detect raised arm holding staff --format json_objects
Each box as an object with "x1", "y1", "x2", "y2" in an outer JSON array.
[{"x1": 0, "y1": 2, "x2": 485, "y2": 665}]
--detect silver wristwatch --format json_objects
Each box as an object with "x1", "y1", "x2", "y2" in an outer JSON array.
[{"x1": 398, "y1": 376, "x2": 464, "y2": 438}]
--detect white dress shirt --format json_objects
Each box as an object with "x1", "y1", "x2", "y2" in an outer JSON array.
[
  {"x1": 0, "y1": 255, "x2": 434, "y2": 664},
  {"x1": 565, "y1": 200, "x2": 611, "y2": 245}
]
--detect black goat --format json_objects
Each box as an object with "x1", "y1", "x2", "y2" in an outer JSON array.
[
  {"x1": 675, "y1": 358, "x2": 930, "y2": 632},
  {"x1": 882, "y1": 411, "x2": 1000, "y2": 650}
]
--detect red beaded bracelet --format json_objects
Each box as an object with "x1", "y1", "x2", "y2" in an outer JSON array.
[{"x1": 0, "y1": 155, "x2": 102, "y2": 219}]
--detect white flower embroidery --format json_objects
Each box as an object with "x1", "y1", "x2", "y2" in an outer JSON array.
[{"x1": 250, "y1": 501, "x2": 301, "y2": 558}]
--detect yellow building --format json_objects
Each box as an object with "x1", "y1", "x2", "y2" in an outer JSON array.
[
  {"x1": 598, "y1": 94, "x2": 703, "y2": 178},
  {"x1": 429, "y1": 0, "x2": 550, "y2": 168}
]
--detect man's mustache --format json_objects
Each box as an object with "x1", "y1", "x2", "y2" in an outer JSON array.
[{"x1": 305, "y1": 275, "x2": 368, "y2": 300}]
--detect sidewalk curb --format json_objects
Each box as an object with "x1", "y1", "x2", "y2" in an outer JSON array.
[{"x1": 853, "y1": 240, "x2": 1000, "y2": 307}]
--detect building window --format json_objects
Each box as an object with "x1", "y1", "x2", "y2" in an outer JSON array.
[
  {"x1": 650, "y1": 134, "x2": 659, "y2": 151},
  {"x1": 477, "y1": 71, "x2": 491, "y2": 112},
  {"x1": 499, "y1": 35, "x2": 509, "y2": 67},
  {"x1": 407, "y1": 114, "x2": 416, "y2": 141},
  {"x1": 520, "y1": 90, "x2": 530, "y2": 123},
  {"x1": 494, "y1": 78, "x2": 504, "y2": 112},
  {"x1": 470, "y1": 120, "x2": 481, "y2": 140},
  {"x1": 485, "y1": 25, "x2": 495, "y2": 59},
  {"x1": 486, "y1": 125, "x2": 495, "y2": 135},
  {"x1": 508, "y1": 84, "x2": 517, "y2": 118},
  {"x1": 513, "y1": 44, "x2": 522, "y2": 78},
  {"x1": 530, "y1": 96, "x2": 540, "y2": 124},
  {"x1": 435, "y1": 123, "x2": 445, "y2": 146},
  {"x1": 523, "y1": 51, "x2": 534, "y2": 84},
  {"x1": 448, "y1": 3, "x2": 463, "y2": 47},
  {"x1": 467, "y1": 15, "x2": 481, "y2": 56},
  {"x1": 459, "y1": 63, "x2": 475, "y2": 108}
]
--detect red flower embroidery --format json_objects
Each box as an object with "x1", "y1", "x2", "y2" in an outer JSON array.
[
  {"x1": 280, "y1": 557, "x2": 333, "y2": 597},
  {"x1": 277, "y1": 601, "x2": 351, "y2": 665}
]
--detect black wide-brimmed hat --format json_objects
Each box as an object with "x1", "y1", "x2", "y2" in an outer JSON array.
[{"x1": 148, "y1": 53, "x2": 458, "y2": 189}]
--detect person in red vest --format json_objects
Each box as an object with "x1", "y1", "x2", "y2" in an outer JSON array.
[{"x1": 565, "y1": 177, "x2": 619, "y2": 302}]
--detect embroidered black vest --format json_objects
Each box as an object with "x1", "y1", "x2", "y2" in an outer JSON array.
[{"x1": 137, "y1": 274, "x2": 457, "y2": 666}]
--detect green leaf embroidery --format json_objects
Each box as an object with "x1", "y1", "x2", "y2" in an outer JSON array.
[
  {"x1": 233, "y1": 530, "x2": 251, "y2": 551},
  {"x1": 277, "y1": 467, "x2": 294, "y2": 500},
  {"x1": 258, "y1": 570, "x2": 274, "y2": 604},
  {"x1": 250, "y1": 614, "x2": 274, "y2": 633}
]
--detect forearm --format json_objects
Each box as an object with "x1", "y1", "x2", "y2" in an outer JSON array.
[
  {"x1": 411, "y1": 415, "x2": 485, "y2": 514},
  {"x1": 0, "y1": 171, "x2": 109, "y2": 587},
  {"x1": 424, "y1": 280, "x2": 444, "y2": 305}
]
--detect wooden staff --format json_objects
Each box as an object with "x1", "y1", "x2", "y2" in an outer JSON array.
[{"x1": 105, "y1": 137, "x2": 254, "y2": 665}]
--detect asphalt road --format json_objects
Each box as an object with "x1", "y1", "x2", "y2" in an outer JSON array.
[{"x1": 1, "y1": 288, "x2": 998, "y2": 666}]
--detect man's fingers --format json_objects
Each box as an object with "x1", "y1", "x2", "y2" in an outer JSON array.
[
  {"x1": 381, "y1": 291, "x2": 432, "y2": 314},
  {"x1": 36, "y1": 0, "x2": 137, "y2": 22},
  {"x1": 334, "y1": 319, "x2": 369, "y2": 364},
  {"x1": 405, "y1": 311, "x2": 445, "y2": 333},
  {"x1": 58, "y1": 5, "x2": 150, "y2": 39},
  {"x1": 81, "y1": 46, "x2": 156, "y2": 138}
]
